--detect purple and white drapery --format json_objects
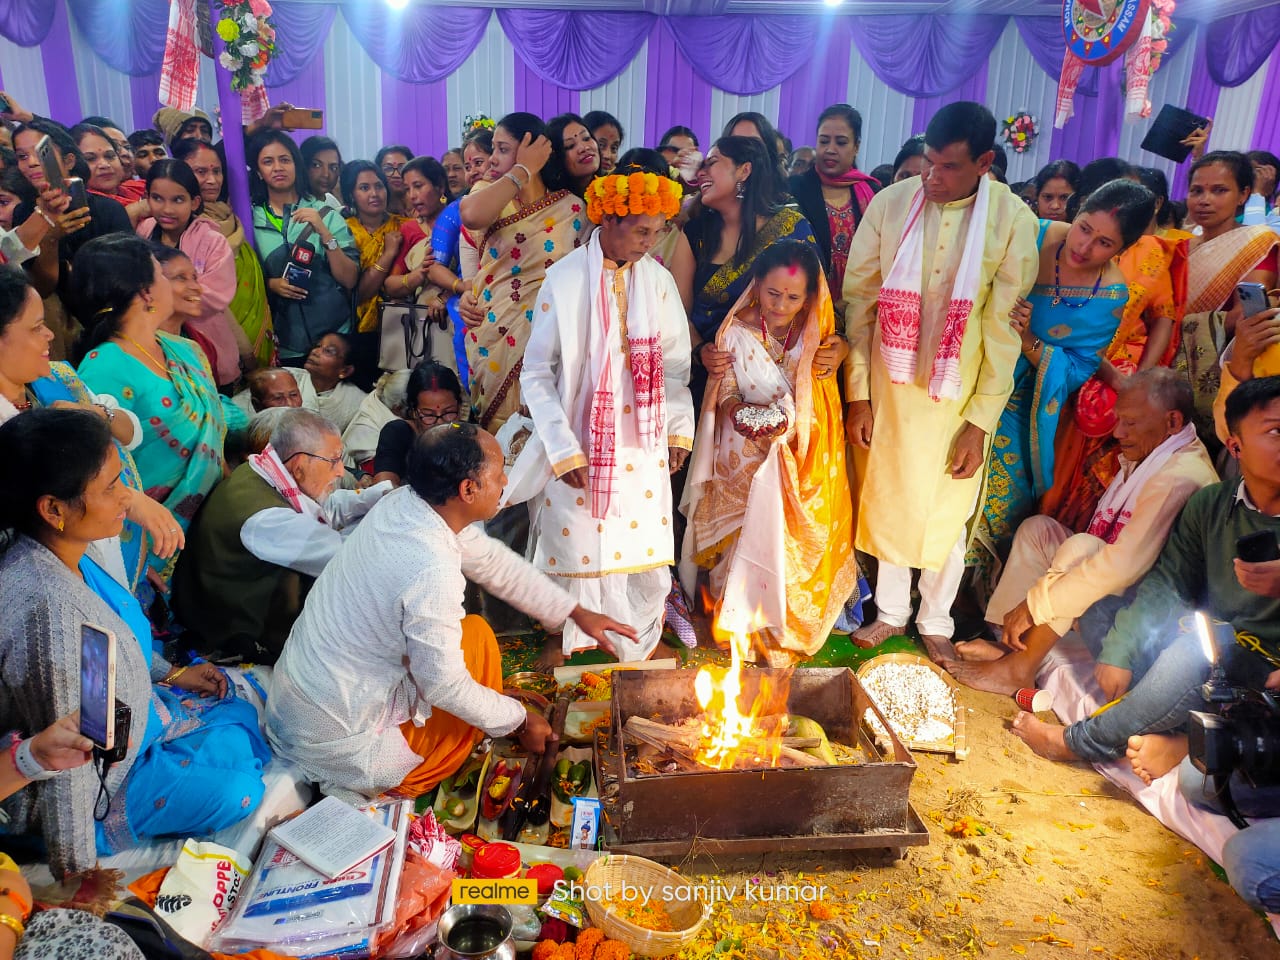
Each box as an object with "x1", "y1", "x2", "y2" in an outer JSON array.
[{"x1": 2, "y1": 0, "x2": 1275, "y2": 196}]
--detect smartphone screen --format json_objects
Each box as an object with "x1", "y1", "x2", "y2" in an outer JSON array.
[{"x1": 80, "y1": 623, "x2": 116, "y2": 750}]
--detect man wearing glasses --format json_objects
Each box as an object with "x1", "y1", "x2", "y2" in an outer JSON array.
[{"x1": 173, "y1": 409, "x2": 391, "y2": 663}]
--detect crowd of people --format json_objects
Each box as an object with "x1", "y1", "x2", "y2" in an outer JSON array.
[{"x1": 1, "y1": 83, "x2": 1279, "y2": 954}]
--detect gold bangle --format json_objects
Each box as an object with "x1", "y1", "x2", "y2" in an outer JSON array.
[
  {"x1": 0, "y1": 912, "x2": 24, "y2": 942},
  {"x1": 164, "y1": 665, "x2": 190, "y2": 685},
  {"x1": 371, "y1": 262, "x2": 389, "y2": 273}
]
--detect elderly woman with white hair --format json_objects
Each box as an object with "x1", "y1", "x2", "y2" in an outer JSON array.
[
  {"x1": 172, "y1": 408, "x2": 391, "y2": 662},
  {"x1": 341, "y1": 368, "x2": 412, "y2": 473}
]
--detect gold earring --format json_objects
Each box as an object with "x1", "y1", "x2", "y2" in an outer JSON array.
[
  {"x1": 145, "y1": 304, "x2": 156, "y2": 313},
  {"x1": 56, "y1": 517, "x2": 65, "y2": 532}
]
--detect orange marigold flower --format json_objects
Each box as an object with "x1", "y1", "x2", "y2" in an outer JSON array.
[
  {"x1": 553, "y1": 942, "x2": 577, "y2": 960},
  {"x1": 642, "y1": 194, "x2": 661, "y2": 216},
  {"x1": 575, "y1": 927, "x2": 605, "y2": 960},
  {"x1": 808, "y1": 900, "x2": 835, "y2": 921},
  {"x1": 533, "y1": 940, "x2": 560, "y2": 960},
  {"x1": 628, "y1": 172, "x2": 647, "y2": 197},
  {"x1": 593, "y1": 940, "x2": 631, "y2": 960}
]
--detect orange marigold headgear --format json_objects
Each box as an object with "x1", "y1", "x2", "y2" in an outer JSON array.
[{"x1": 584, "y1": 172, "x2": 683, "y2": 225}]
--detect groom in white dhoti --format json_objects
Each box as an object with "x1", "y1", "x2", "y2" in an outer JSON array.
[{"x1": 511, "y1": 163, "x2": 693, "y2": 668}]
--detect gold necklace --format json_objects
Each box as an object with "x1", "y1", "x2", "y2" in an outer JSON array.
[
  {"x1": 761, "y1": 310, "x2": 801, "y2": 365},
  {"x1": 118, "y1": 333, "x2": 169, "y2": 376}
]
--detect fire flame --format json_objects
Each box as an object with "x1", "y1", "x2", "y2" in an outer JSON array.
[{"x1": 692, "y1": 606, "x2": 786, "y2": 770}]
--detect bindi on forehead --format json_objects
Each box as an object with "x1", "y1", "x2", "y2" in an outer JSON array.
[{"x1": 787, "y1": 264, "x2": 800, "y2": 276}]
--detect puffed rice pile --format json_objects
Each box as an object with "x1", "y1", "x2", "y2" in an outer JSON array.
[
  {"x1": 860, "y1": 661, "x2": 956, "y2": 746},
  {"x1": 733, "y1": 403, "x2": 787, "y2": 432}
]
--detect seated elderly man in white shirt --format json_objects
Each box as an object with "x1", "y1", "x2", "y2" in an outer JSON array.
[
  {"x1": 232, "y1": 367, "x2": 317, "y2": 417},
  {"x1": 173, "y1": 409, "x2": 390, "y2": 663},
  {"x1": 945, "y1": 369, "x2": 1218, "y2": 695},
  {"x1": 266, "y1": 422, "x2": 635, "y2": 802}
]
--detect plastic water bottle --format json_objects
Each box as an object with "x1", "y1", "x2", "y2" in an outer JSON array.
[{"x1": 1243, "y1": 193, "x2": 1266, "y2": 225}]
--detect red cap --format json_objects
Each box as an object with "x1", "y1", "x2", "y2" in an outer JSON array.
[
  {"x1": 525, "y1": 863, "x2": 564, "y2": 897},
  {"x1": 472, "y1": 841, "x2": 522, "y2": 879}
]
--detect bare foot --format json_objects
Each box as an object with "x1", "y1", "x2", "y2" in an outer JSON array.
[
  {"x1": 1010, "y1": 712, "x2": 1077, "y2": 763},
  {"x1": 920, "y1": 633, "x2": 957, "y2": 664},
  {"x1": 853, "y1": 619, "x2": 901, "y2": 649},
  {"x1": 953, "y1": 638, "x2": 1009, "y2": 662},
  {"x1": 1125, "y1": 733, "x2": 1188, "y2": 785},
  {"x1": 945, "y1": 651, "x2": 1038, "y2": 696},
  {"x1": 533, "y1": 633, "x2": 566, "y2": 673}
]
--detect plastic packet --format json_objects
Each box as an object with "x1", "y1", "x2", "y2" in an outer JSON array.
[
  {"x1": 153, "y1": 839, "x2": 251, "y2": 948},
  {"x1": 540, "y1": 887, "x2": 587, "y2": 929},
  {"x1": 210, "y1": 798, "x2": 410, "y2": 958}
]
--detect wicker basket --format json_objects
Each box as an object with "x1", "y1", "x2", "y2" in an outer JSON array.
[{"x1": 582, "y1": 855, "x2": 710, "y2": 957}]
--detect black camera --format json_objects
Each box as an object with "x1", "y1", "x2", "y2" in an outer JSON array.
[{"x1": 1189, "y1": 692, "x2": 1280, "y2": 787}]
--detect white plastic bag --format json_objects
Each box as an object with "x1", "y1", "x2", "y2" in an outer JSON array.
[{"x1": 153, "y1": 839, "x2": 251, "y2": 948}]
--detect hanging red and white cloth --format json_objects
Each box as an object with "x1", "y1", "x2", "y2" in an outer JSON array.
[
  {"x1": 1055, "y1": 0, "x2": 1153, "y2": 128},
  {"x1": 160, "y1": 0, "x2": 200, "y2": 111}
]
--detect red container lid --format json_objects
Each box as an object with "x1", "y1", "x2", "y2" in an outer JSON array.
[
  {"x1": 472, "y1": 842, "x2": 522, "y2": 879},
  {"x1": 460, "y1": 833, "x2": 485, "y2": 853},
  {"x1": 525, "y1": 863, "x2": 564, "y2": 897}
]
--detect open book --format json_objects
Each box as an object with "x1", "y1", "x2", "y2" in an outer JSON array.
[{"x1": 268, "y1": 795, "x2": 396, "y2": 879}]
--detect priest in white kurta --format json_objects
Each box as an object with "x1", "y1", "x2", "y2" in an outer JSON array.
[
  {"x1": 511, "y1": 170, "x2": 693, "y2": 665},
  {"x1": 266, "y1": 425, "x2": 632, "y2": 801},
  {"x1": 842, "y1": 103, "x2": 1039, "y2": 661}
]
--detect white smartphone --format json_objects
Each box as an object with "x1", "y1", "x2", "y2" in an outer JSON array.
[{"x1": 80, "y1": 622, "x2": 117, "y2": 751}]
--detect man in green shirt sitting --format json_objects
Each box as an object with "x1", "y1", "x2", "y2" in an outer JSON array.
[{"x1": 1014, "y1": 376, "x2": 1280, "y2": 783}]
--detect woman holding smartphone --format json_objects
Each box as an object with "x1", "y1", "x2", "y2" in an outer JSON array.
[
  {"x1": 248, "y1": 131, "x2": 358, "y2": 367},
  {"x1": 10, "y1": 119, "x2": 132, "y2": 356},
  {"x1": 0, "y1": 408, "x2": 268, "y2": 881}
]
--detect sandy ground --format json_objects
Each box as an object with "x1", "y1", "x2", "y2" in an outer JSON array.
[{"x1": 655, "y1": 680, "x2": 1280, "y2": 960}]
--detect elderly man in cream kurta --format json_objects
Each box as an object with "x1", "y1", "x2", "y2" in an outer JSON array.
[
  {"x1": 510, "y1": 168, "x2": 694, "y2": 669},
  {"x1": 843, "y1": 102, "x2": 1039, "y2": 663},
  {"x1": 945, "y1": 370, "x2": 1218, "y2": 695}
]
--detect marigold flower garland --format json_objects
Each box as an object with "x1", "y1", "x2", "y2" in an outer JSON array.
[
  {"x1": 1001, "y1": 111, "x2": 1039, "y2": 155},
  {"x1": 584, "y1": 173, "x2": 683, "y2": 224},
  {"x1": 215, "y1": 0, "x2": 276, "y2": 94}
]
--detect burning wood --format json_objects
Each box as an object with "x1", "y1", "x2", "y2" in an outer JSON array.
[{"x1": 623, "y1": 716, "x2": 825, "y2": 769}]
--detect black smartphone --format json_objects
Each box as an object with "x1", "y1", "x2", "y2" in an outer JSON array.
[
  {"x1": 65, "y1": 176, "x2": 89, "y2": 212},
  {"x1": 1237, "y1": 282, "x2": 1269, "y2": 319},
  {"x1": 1237, "y1": 530, "x2": 1280, "y2": 564}
]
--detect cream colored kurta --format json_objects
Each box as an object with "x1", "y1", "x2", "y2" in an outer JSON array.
[
  {"x1": 1024, "y1": 438, "x2": 1218, "y2": 631},
  {"x1": 843, "y1": 177, "x2": 1039, "y2": 571},
  {"x1": 516, "y1": 240, "x2": 694, "y2": 659}
]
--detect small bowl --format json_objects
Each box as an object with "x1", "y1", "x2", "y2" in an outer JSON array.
[{"x1": 503, "y1": 671, "x2": 558, "y2": 696}]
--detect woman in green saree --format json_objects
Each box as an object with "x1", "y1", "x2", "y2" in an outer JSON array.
[{"x1": 73, "y1": 235, "x2": 226, "y2": 585}]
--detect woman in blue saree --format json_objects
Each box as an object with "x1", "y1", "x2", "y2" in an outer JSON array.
[
  {"x1": 72, "y1": 235, "x2": 227, "y2": 585},
  {"x1": 967, "y1": 181, "x2": 1157, "y2": 588},
  {"x1": 0, "y1": 410, "x2": 267, "y2": 879}
]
